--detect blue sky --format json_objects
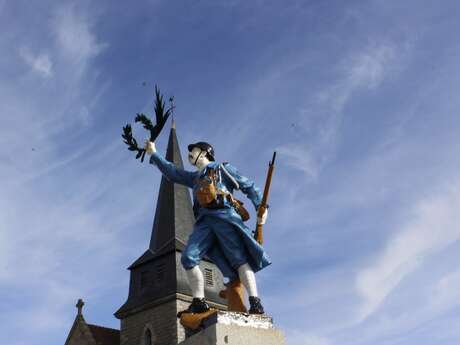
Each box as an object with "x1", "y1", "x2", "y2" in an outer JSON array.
[{"x1": 1, "y1": 1, "x2": 460, "y2": 344}]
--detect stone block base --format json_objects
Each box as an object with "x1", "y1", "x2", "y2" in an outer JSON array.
[{"x1": 178, "y1": 311, "x2": 285, "y2": 345}]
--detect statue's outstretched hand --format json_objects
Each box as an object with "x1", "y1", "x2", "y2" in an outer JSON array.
[
  {"x1": 257, "y1": 207, "x2": 268, "y2": 225},
  {"x1": 144, "y1": 140, "x2": 156, "y2": 155}
]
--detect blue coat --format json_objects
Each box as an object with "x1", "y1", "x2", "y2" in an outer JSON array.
[{"x1": 149, "y1": 153, "x2": 271, "y2": 280}]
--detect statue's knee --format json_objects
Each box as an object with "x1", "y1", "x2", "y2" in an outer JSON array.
[{"x1": 181, "y1": 251, "x2": 196, "y2": 269}]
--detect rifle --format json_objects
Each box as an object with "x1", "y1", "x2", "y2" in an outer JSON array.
[{"x1": 254, "y1": 152, "x2": 276, "y2": 245}]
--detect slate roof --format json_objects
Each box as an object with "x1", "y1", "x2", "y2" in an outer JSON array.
[
  {"x1": 128, "y1": 237, "x2": 187, "y2": 269},
  {"x1": 64, "y1": 311, "x2": 120, "y2": 345},
  {"x1": 87, "y1": 324, "x2": 120, "y2": 345}
]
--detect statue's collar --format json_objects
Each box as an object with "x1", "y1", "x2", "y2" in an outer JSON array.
[{"x1": 200, "y1": 162, "x2": 219, "y2": 176}]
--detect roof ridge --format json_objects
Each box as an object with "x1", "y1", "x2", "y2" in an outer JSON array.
[
  {"x1": 153, "y1": 236, "x2": 187, "y2": 253},
  {"x1": 154, "y1": 237, "x2": 175, "y2": 253},
  {"x1": 87, "y1": 323, "x2": 120, "y2": 332}
]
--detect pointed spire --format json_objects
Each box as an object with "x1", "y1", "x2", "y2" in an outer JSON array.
[{"x1": 149, "y1": 124, "x2": 195, "y2": 253}]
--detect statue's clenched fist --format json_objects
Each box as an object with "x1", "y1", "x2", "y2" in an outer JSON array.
[
  {"x1": 144, "y1": 140, "x2": 156, "y2": 154},
  {"x1": 257, "y1": 207, "x2": 268, "y2": 225}
]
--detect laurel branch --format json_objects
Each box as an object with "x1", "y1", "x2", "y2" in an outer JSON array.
[{"x1": 122, "y1": 86, "x2": 173, "y2": 162}]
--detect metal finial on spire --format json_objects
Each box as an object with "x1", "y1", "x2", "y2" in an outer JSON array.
[{"x1": 76, "y1": 299, "x2": 84, "y2": 316}]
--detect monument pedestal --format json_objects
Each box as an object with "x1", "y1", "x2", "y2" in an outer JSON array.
[{"x1": 178, "y1": 311, "x2": 285, "y2": 345}]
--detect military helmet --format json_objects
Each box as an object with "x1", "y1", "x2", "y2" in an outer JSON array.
[{"x1": 188, "y1": 141, "x2": 215, "y2": 161}]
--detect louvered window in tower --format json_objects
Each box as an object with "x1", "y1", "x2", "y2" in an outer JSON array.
[
  {"x1": 140, "y1": 271, "x2": 151, "y2": 289},
  {"x1": 156, "y1": 263, "x2": 165, "y2": 284},
  {"x1": 204, "y1": 268, "x2": 214, "y2": 287}
]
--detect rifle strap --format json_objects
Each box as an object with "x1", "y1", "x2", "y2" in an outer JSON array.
[{"x1": 220, "y1": 164, "x2": 240, "y2": 190}]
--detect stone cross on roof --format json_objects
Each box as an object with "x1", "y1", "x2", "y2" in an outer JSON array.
[{"x1": 76, "y1": 299, "x2": 84, "y2": 316}]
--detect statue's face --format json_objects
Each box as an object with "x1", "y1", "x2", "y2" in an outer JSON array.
[{"x1": 188, "y1": 147, "x2": 210, "y2": 171}]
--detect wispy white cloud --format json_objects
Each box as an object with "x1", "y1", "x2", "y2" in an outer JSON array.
[
  {"x1": 275, "y1": 41, "x2": 403, "y2": 180},
  {"x1": 260, "y1": 28, "x2": 460, "y2": 342},
  {"x1": 53, "y1": 4, "x2": 106, "y2": 67},
  {"x1": 345, "y1": 44, "x2": 395, "y2": 90},
  {"x1": 3, "y1": 279, "x2": 84, "y2": 333},
  {"x1": 0, "y1": 140, "x2": 152, "y2": 338},
  {"x1": 433, "y1": 268, "x2": 460, "y2": 310},
  {"x1": 0, "y1": 3, "x2": 119, "y2": 341},
  {"x1": 19, "y1": 47, "x2": 53, "y2": 78},
  {"x1": 315, "y1": 42, "x2": 398, "y2": 122},
  {"x1": 356, "y1": 183, "x2": 460, "y2": 321},
  {"x1": 276, "y1": 144, "x2": 318, "y2": 179}
]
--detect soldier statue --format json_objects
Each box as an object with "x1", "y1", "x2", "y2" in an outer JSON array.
[{"x1": 144, "y1": 140, "x2": 271, "y2": 314}]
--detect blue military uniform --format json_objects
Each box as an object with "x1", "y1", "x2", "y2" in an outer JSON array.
[{"x1": 149, "y1": 153, "x2": 271, "y2": 281}]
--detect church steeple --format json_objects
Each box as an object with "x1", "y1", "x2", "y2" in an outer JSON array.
[
  {"x1": 148, "y1": 124, "x2": 195, "y2": 254},
  {"x1": 115, "y1": 123, "x2": 226, "y2": 341}
]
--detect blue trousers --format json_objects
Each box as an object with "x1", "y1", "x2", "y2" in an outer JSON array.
[{"x1": 181, "y1": 216, "x2": 250, "y2": 281}]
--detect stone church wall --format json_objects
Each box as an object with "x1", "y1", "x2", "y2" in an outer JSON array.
[{"x1": 120, "y1": 299, "x2": 189, "y2": 345}]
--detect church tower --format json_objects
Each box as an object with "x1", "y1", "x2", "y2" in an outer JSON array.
[{"x1": 114, "y1": 123, "x2": 227, "y2": 345}]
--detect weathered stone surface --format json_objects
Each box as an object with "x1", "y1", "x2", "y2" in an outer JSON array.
[
  {"x1": 120, "y1": 299, "x2": 179, "y2": 345},
  {"x1": 178, "y1": 312, "x2": 285, "y2": 345}
]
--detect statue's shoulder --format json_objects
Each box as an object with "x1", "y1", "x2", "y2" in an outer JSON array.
[
  {"x1": 221, "y1": 162, "x2": 238, "y2": 171},
  {"x1": 207, "y1": 162, "x2": 222, "y2": 169},
  {"x1": 220, "y1": 162, "x2": 236, "y2": 173}
]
